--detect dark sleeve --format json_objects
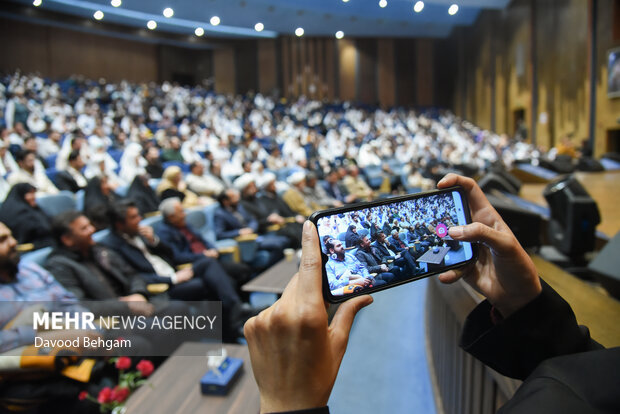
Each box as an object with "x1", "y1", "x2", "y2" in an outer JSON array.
[
  {"x1": 156, "y1": 227, "x2": 204, "y2": 264},
  {"x1": 355, "y1": 251, "x2": 382, "y2": 274},
  {"x1": 460, "y1": 279, "x2": 603, "y2": 380},
  {"x1": 55, "y1": 172, "x2": 78, "y2": 192},
  {"x1": 214, "y1": 211, "x2": 241, "y2": 240}
]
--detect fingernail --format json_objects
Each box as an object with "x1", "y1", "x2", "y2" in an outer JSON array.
[
  {"x1": 437, "y1": 177, "x2": 447, "y2": 186},
  {"x1": 303, "y1": 220, "x2": 312, "y2": 233},
  {"x1": 448, "y1": 226, "x2": 464, "y2": 238}
]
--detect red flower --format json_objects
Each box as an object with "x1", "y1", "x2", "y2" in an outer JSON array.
[
  {"x1": 136, "y1": 359, "x2": 154, "y2": 377},
  {"x1": 97, "y1": 387, "x2": 113, "y2": 404},
  {"x1": 78, "y1": 391, "x2": 89, "y2": 401},
  {"x1": 111, "y1": 386, "x2": 130, "y2": 403},
  {"x1": 115, "y1": 356, "x2": 132, "y2": 370}
]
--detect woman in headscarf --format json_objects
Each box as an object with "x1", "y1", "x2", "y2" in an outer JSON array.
[
  {"x1": 127, "y1": 174, "x2": 160, "y2": 216},
  {"x1": 83, "y1": 176, "x2": 120, "y2": 230},
  {"x1": 156, "y1": 165, "x2": 212, "y2": 208},
  {"x1": 0, "y1": 183, "x2": 54, "y2": 248},
  {"x1": 344, "y1": 224, "x2": 361, "y2": 248}
]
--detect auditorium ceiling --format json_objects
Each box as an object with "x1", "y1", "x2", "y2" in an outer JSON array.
[{"x1": 7, "y1": 0, "x2": 511, "y2": 38}]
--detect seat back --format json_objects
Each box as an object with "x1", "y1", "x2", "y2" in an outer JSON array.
[
  {"x1": 37, "y1": 191, "x2": 76, "y2": 217},
  {"x1": 21, "y1": 246, "x2": 53, "y2": 267}
]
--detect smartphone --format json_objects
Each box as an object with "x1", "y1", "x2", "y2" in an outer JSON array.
[{"x1": 309, "y1": 186, "x2": 478, "y2": 303}]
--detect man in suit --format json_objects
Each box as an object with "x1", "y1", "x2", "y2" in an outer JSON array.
[
  {"x1": 55, "y1": 150, "x2": 87, "y2": 193},
  {"x1": 373, "y1": 231, "x2": 420, "y2": 275},
  {"x1": 236, "y1": 173, "x2": 303, "y2": 249},
  {"x1": 153, "y1": 197, "x2": 252, "y2": 287},
  {"x1": 321, "y1": 168, "x2": 356, "y2": 205},
  {"x1": 354, "y1": 234, "x2": 397, "y2": 282},
  {"x1": 214, "y1": 188, "x2": 287, "y2": 269}
]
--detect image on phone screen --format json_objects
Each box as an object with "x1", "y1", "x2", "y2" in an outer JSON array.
[{"x1": 316, "y1": 190, "x2": 474, "y2": 298}]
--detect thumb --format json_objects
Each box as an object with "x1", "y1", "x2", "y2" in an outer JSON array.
[{"x1": 329, "y1": 295, "x2": 373, "y2": 352}]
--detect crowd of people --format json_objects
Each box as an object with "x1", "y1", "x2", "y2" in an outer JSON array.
[
  {"x1": 0, "y1": 70, "x2": 543, "y2": 411},
  {"x1": 317, "y1": 192, "x2": 467, "y2": 296}
]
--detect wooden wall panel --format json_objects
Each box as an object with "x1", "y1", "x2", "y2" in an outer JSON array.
[
  {"x1": 377, "y1": 39, "x2": 396, "y2": 107},
  {"x1": 395, "y1": 39, "x2": 417, "y2": 106},
  {"x1": 338, "y1": 38, "x2": 357, "y2": 102},
  {"x1": 258, "y1": 39, "x2": 277, "y2": 95},
  {"x1": 213, "y1": 48, "x2": 235, "y2": 95},
  {"x1": 325, "y1": 39, "x2": 337, "y2": 101},
  {"x1": 235, "y1": 41, "x2": 258, "y2": 95},
  {"x1": 416, "y1": 39, "x2": 434, "y2": 107},
  {"x1": 356, "y1": 39, "x2": 378, "y2": 104}
]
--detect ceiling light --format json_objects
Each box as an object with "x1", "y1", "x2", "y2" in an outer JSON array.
[
  {"x1": 414, "y1": 1, "x2": 424, "y2": 13},
  {"x1": 195, "y1": 27, "x2": 204, "y2": 36},
  {"x1": 335, "y1": 31, "x2": 344, "y2": 39},
  {"x1": 93, "y1": 10, "x2": 104, "y2": 20},
  {"x1": 210, "y1": 16, "x2": 220, "y2": 26},
  {"x1": 295, "y1": 27, "x2": 304, "y2": 37},
  {"x1": 379, "y1": 0, "x2": 387, "y2": 8},
  {"x1": 33, "y1": 0, "x2": 42, "y2": 6},
  {"x1": 255, "y1": 22, "x2": 264, "y2": 32},
  {"x1": 163, "y1": 7, "x2": 174, "y2": 18},
  {"x1": 448, "y1": 4, "x2": 459, "y2": 15},
  {"x1": 110, "y1": 0, "x2": 121, "y2": 7},
  {"x1": 147, "y1": 20, "x2": 157, "y2": 30},
  {"x1": 342, "y1": 0, "x2": 350, "y2": 2}
]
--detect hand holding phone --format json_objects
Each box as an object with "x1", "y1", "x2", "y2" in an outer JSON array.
[{"x1": 436, "y1": 174, "x2": 541, "y2": 318}]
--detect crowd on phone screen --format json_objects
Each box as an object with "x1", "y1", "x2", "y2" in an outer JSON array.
[{"x1": 319, "y1": 193, "x2": 461, "y2": 295}]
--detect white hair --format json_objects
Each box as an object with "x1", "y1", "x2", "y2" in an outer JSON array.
[{"x1": 159, "y1": 197, "x2": 182, "y2": 218}]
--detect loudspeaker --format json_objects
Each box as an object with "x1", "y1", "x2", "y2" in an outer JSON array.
[
  {"x1": 478, "y1": 172, "x2": 521, "y2": 195},
  {"x1": 486, "y1": 194, "x2": 542, "y2": 248},
  {"x1": 588, "y1": 231, "x2": 620, "y2": 299},
  {"x1": 544, "y1": 175, "x2": 600, "y2": 257}
]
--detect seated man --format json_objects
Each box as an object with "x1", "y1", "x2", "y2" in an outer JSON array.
[
  {"x1": 0, "y1": 221, "x2": 101, "y2": 413},
  {"x1": 154, "y1": 197, "x2": 252, "y2": 287},
  {"x1": 215, "y1": 188, "x2": 288, "y2": 269},
  {"x1": 185, "y1": 161, "x2": 222, "y2": 198},
  {"x1": 55, "y1": 149, "x2": 88, "y2": 193},
  {"x1": 373, "y1": 231, "x2": 420, "y2": 275},
  {"x1": 8, "y1": 149, "x2": 59, "y2": 196},
  {"x1": 236, "y1": 173, "x2": 303, "y2": 249},
  {"x1": 354, "y1": 234, "x2": 397, "y2": 283},
  {"x1": 282, "y1": 171, "x2": 325, "y2": 218},
  {"x1": 324, "y1": 238, "x2": 386, "y2": 296},
  {"x1": 387, "y1": 229, "x2": 410, "y2": 251}
]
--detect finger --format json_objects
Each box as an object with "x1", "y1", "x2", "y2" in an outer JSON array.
[
  {"x1": 438, "y1": 269, "x2": 463, "y2": 284},
  {"x1": 297, "y1": 221, "x2": 324, "y2": 303},
  {"x1": 437, "y1": 173, "x2": 492, "y2": 214},
  {"x1": 329, "y1": 295, "x2": 373, "y2": 351},
  {"x1": 448, "y1": 222, "x2": 515, "y2": 255}
]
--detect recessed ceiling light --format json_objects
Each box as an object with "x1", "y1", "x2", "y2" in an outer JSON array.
[
  {"x1": 163, "y1": 7, "x2": 174, "y2": 18},
  {"x1": 33, "y1": 0, "x2": 42, "y2": 6},
  {"x1": 147, "y1": 20, "x2": 157, "y2": 30},
  {"x1": 110, "y1": 0, "x2": 121, "y2": 7},
  {"x1": 210, "y1": 16, "x2": 220, "y2": 26},
  {"x1": 295, "y1": 27, "x2": 304, "y2": 37},
  {"x1": 195, "y1": 27, "x2": 204, "y2": 36},
  {"x1": 335, "y1": 31, "x2": 344, "y2": 39},
  {"x1": 448, "y1": 4, "x2": 459, "y2": 15},
  {"x1": 93, "y1": 10, "x2": 104, "y2": 20},
  {"x1": 379, "y1": 0, "x2": 387, "y2": 8},
  {"x1": 414, "y1": 1, "x2": 424, "y2": 13},
  {"x1": 342, "y1": 0, "x2": 350, "y2": 2},
  {"x1": 255, "y1": 22, "x2": 264, "y2": 32}
]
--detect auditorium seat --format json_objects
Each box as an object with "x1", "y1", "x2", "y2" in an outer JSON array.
[
  {"x1": 20, "y1": 246, "x2": 52, "y2": 267},
  {"x1": 37, "y1": 191, "x2": 76, "y2": 217},
  {"x1": 162, "y1": 161, "x2": 190, "y2": 173}
]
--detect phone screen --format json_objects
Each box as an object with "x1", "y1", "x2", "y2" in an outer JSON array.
[{"x1": 315, "y1": 189, "x2": 474, "y2": 300}]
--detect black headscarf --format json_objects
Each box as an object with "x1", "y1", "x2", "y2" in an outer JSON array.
[
  {"x1": 84, "y1": 176, "x2": 119, "y2": 231},
  {"x1": 127, "y1": 175, "x2": 160, "y2": 216},
  {"x1": 0, "y1": 183, "x2": 54, "y2": 248},
  {"x1": 345, "y1": 224, "x2": 361, "y2": 248}
]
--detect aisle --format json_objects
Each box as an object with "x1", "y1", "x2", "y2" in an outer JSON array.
[{"x1": 329, "y1": 278, "x2": 436, "y2": 414}]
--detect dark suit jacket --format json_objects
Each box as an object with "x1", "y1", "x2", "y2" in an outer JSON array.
[
  {"x1": 321, "y1": 181, "x2": 349, "y2": 203},
  {"x1": 55, "y1": 170, "x2": 84, "y2": 193},
  {"x1": 387, "y1": 236, "x2": 408, "y2": 252},
  {"x1": 354, "y1": 247, "x2": 384, "y2": 274},
  {"x1": 372, "y1": 241, "x2": 398, "y2": 259},
  {"x1": 155, "y1": 221, "x2": 216, "y2": 265},
  {"x1": 101, "y1": 231, "x2": 177, "y2": 285},
  {"x1": 214, "y1": 204, "x2": 258, "y2": 240},
  {"x1": 44, "y1": 245, "x2": 148, "y2": 316}
]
